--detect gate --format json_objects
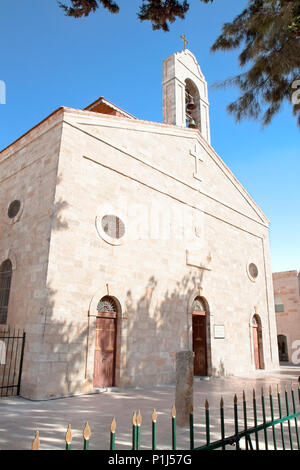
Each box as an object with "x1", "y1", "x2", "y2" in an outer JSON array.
[{"x1": 0, "y1": 326, "x2": 26, "y2": 397}]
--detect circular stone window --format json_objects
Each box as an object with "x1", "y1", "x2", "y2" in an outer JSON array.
[
  {"x1": 101, "y1": 215, "x2": 125, "y2": 240},
  {"x1": 247, "y1": 263, "x2": 258, "y2": 281},
  {"x1": 7, "y1": 200, "x2": 21, "y2": 219}
]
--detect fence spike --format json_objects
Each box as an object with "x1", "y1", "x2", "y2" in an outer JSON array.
[
  {"x1": 261, "y1": 387, "x2": 264, "y2": 397},
  {"x1": 152, "y1": 409, "x2": 157, "y2": 451},
  {"x1": 132, "y1": 412, "x2": 137, "y2": 450},
  {"x1": 189, "y1": 404, "x2": 193, "y2": 414},
  {"x1": 253, "y1": 389, "x2": 256, "y2": 400},
  {"x1": 243, "y1": 390, "x2": 245, "y2": 401},
  {"x1": 32, "y1": 431, "x2": 40, "y2": 450},
  {"x1": 110, "y1": 417, "x2": 116, "y2": 450},
  {"x1": 205, "y1": 399, "x2": 209, "y2": 410},
  {"x1": 220, "y1": 397, "x2": 224, "y2": 408},
  {"x1": 171, "y1": 405, "x2": 176, "y2": 450},
  {"x1": 65, "y1": 424, "x2": 72, "y2": 445},
  {"x1": 110, "y1": 417, "x2": 117, "y2": 433},
  {"x1": 83, "y1": 422, "x2": 91, "y2": 440},
  {"x1": 234, "y1": 394, "x2": 238, "y2": 405},
  {"x1": 137, "y1": 410, "x2": 142, "y2": 426}
]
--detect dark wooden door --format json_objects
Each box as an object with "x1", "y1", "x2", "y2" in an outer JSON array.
[
  {"x1": 93, "y1": 315, "x2": 116, "y2": 388},
  {"x1": 253, "y1": 326, "x2": 260, "y2": 369},
  {"x1": 192, "y1": 314, "x2": 207, "y2": 376}
]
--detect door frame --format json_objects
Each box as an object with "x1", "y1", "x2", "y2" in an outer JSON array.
[
  {"x1": 93, "y1": 311, "x2": 117, "y2": 388},
  {"x1": 251, "y1": 314, "x2": 264, "y2": 370},
  {"x1": 86, "y1": 293, "x2": 122, "y2": 389},
  {"x1": 192, "y1": 310, "x2": 208, "y2": 376}
]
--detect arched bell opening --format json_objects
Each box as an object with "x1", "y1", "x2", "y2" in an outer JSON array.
[{"x1": 185, "y1": 78, "x2": 200, "y2": 130}]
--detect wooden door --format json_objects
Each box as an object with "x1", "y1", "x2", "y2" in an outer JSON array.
[
  {"x1": 93, "y1": 315, "x2": 116, "y2": 388},
  {"x1": 253, "y1": 326, "x2": 260, "y2": 369},
  {"x1": 192, "y1": 314, "x2": 207, "y2": 376}
]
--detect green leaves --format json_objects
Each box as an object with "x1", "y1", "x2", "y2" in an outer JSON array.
[
  {"x1": 58, "y1": 0, "x2": 300, "y2": 127},
  {"x1": 211, "y1": 0, "x2": 300, "y2": 127}
]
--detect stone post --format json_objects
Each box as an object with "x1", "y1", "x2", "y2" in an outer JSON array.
[{"x1": 175, "y1": 350, "x2": 194, "y2": 427}]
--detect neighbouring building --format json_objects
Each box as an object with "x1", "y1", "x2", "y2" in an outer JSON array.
[
  {"x1": 0, "y1": 48, "x2": 279, "y2": 400},
  {"x1": 273, "y1": 270, "x2": 300, "y2": 363}
]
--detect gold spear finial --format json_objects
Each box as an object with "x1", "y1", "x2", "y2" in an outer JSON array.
[
  {"x1": 83, "y1": 422, "x2": 91, "y2": 440},
  {"x1": 220, "y1": 397, "x2": 224, "y2": 408},
  {"x1": 152, "y1": 409, "x2": 157, "y2": 423},
  {"x1": 171, "y1": 406, "x2": 176, "y2": 418},
  {"x1": 205, "y1": 399, "x2": 209, "y2": 410},
  {"x1": 132, "y1": 411, "x2": 137, "y2": 426},
  {"x1": 32, "y1": 431, "x2": 40, "y2": 450},
  {"x1": 65, "y1": 424, "x2": 72, "y2": 445},
  {"x1": 137, "y1": 410, "x2": 142, "y2": 426},
  {"x1": 110, "y1": 417, "x2": 117, "y2": 433}
]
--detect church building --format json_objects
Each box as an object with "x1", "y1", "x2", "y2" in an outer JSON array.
[{"x1": 0, "y1": 48, "x2": 279, "y2": 399}]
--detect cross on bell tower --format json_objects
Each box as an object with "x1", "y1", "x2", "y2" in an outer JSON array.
[{"x1": 180, "y1": 34, "x2": 189, "y2": 50}]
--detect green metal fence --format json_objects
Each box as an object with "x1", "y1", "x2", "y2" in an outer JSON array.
[{"x1": 31, "y1": 382, "x2": 300, "y2": 450}]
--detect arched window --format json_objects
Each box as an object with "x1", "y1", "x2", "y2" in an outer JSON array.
[
  {"x1": 97, "y1": 296, "x2": 118, "y2": 314},
  {"x1": 0, "y1": 260, "x2": 12, "y2": 324},
  {"x1": 192, "y1": 296, "x2": 206, "y2": 313}
]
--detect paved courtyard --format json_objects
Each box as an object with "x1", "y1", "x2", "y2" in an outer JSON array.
[{"x1": 0, "y1": 365, "x2": 299, "y2": 450}]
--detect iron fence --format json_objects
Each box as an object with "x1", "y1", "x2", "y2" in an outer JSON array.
[
  {"x1": 0, "y1": 325, "x2": 26, "y2": 397},
  {"x1": 30, "y1": 382, "x2": 300, "y2": 450}
]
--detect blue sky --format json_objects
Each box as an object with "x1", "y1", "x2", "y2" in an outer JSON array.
[{"x1": 0, "y1": 0, "x2": 299, "y2": 272}]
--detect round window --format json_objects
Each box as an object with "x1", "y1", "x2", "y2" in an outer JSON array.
[
  {"x1": 101, "y1": 215, "x2": 125, "y2": 240},
  {"x1": 249, "y1": 263, "x2": 258, "y2": 279},
  {"x1": 7, "y1": 200, "x2": 21, "y2": 219}
]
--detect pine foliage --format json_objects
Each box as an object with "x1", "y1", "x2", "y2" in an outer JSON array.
[{"x1": 58, "y1": 0, "x2": 300, "y2": 127}]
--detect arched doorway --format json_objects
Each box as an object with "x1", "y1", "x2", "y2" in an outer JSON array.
[
  {"x1": 93, "y1": 296, "x2": 118, "y2": 388},
  {"x1": 192, "y1": 297, "x2": 208, "y2": 376},
  {"x1": 252, "y1": 314, "x2": 264, "y2": 370},
  {"x1": 278, "y1": 335, "x2": 289, "y2": 362}
]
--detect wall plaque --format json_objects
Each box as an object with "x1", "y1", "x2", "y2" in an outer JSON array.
[{"x1": 214, "y1": 325, "x2": 225, "y2": 339}]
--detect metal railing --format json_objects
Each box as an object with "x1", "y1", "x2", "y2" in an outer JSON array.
[{"x1": 30, "y1": 382, "x2": 300, "y2": 450}]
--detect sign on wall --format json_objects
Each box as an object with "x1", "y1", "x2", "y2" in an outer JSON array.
[{"x1": 214, "y1": 325, "x2": 225, "y2": 339}]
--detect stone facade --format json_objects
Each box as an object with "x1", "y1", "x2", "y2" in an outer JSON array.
[
  {"x1": 0, "y1": 50, "x2": 279, "y2": 399},
  {"x1": 272, "y1": 270, "x2": 300, "y2": 363}
]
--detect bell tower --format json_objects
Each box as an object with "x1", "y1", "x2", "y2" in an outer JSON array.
[{"x1": 162, "y1": 46, "x2": 211, "y2": 144}]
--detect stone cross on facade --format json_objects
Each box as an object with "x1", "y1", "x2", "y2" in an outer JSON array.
[
  {"x1": 189, "y1": 142, "x2": 203, "y2": 182},
  {"x1": 180, "y1": 34, "x2": 189, "y2": 50}
]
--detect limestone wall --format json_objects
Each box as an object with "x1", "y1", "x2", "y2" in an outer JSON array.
[
  {"x1": 273, "y1": 271, "x2": 300, "y2": 363},
  {"x1": 36, "y1": 108, "x2": 279, "y2": 399},
  {"x1": 0, "y1": 110, "x2": 63, "y2": 398}
]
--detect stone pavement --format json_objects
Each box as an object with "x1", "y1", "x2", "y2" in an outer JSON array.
[{"x1": 0, "y1": 365, "x2": 299, "y2": 451}]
